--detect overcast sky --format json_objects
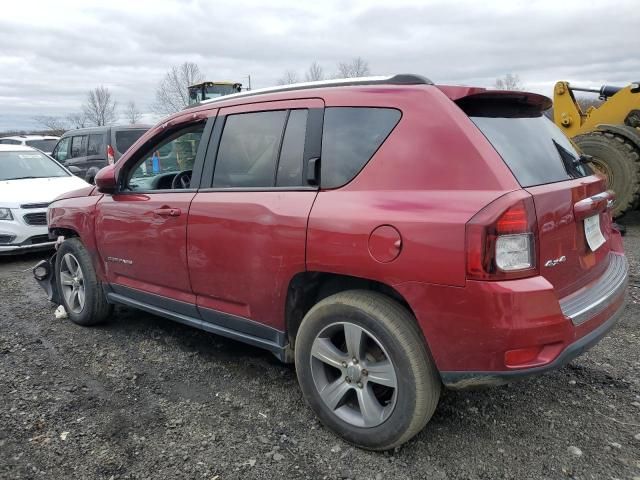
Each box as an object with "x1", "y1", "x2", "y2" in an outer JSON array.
[{"x1": 0, "y1": 0, "x2": 638, "y2": 131}]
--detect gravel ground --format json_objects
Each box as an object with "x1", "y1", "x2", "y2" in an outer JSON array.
[{"x1": 1, "y1": 215, "x2": 639, "y2": 480}]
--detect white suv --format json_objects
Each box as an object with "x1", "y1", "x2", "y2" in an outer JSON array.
[
  {"x1": 0, "y1": 135, "x2": 60, "y2": 155},
  {"x1": 0, "y1": 145, "x2": 88, "y2": 255}
]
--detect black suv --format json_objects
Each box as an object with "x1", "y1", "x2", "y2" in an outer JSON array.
[{"x1": 51, "y1": 125, "x2": 150, "y2": 183}]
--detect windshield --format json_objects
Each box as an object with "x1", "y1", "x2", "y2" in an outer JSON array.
[
  {"x1": 0, "y1": 151, "x2": 69, "y2": 180},
  {"x1": 203, "y1": 84, "x2": 239, "y2": 100},
  {"x1": 26, "y1": 139, "x2": 58, "y2": 152},
  {"x1": 471, "y1": 115, "x2": 591, "y2": 187}
]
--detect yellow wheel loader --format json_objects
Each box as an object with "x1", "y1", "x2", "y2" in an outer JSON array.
[{"x1": 553, "y1": 81, "x2": 640, "y2": 217}]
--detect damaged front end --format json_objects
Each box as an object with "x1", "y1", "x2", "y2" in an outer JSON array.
[{"x1": 33, "y1": 253, "x2": 61, "y2": 305}]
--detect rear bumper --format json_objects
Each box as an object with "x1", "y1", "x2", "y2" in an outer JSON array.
[
  {"x1": 440, "y1": 297, "x2": 626, "y2": 389},
  {"x1": 395, "y1": 252, "x2": 629, "y2": 389}
]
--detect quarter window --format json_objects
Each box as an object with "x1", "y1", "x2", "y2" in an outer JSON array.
[
  {"x1": 321, "y1": 107, "x2": 401, "y2": 188},
  {"x1": 213, "y1": 110, "x2": 288, "y2": 188}
]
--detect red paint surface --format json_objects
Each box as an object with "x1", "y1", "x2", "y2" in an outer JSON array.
[{"x1": 46, "y1": 82, "x2": 626, "y2": 374}]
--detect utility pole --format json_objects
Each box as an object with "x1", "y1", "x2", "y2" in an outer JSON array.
[{"x1": 245, "y1": 74, "x2": 252, "y2": 91}]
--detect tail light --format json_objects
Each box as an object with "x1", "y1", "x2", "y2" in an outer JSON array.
[
  {"x1": 466, "y1": 191, "x2": 538, "y2": 281},
  {"x1": 107, "y1": 145, "x2": 115, "y2": 165}
]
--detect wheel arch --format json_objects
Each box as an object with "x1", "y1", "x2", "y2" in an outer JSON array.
[{"x1": 284, "y1": 271, "x2": 423, "y2": 349}]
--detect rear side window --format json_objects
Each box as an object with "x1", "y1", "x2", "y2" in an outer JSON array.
[
  {"x1": 471, "y1": 115, "x2": 591, "y2": 187},
  {"x1": 0, "y1": 139, "x2": 21, "y2": 145},
  {"x1": 70, "y1": 135, "x2": 87, "y2": 158},
  {"x1": 214, "y1": 110, "x2": 288, "y2": 188},
  {"x1": 321, "y1": 107, "x2": 401, "y2": 188},
  {"x1": 115, "y1": 129, "x2": 146, "y2": 154},
  {"x1": 277, "y1": 109, "x2": 308, "y2": 187},
  {"x1": 87, "y1": 134, "x2": 104, "y2": 155}
]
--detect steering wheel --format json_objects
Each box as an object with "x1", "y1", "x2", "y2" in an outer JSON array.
[{"x1": 171, "y1": 170, "x2": 192, "y2": 189}]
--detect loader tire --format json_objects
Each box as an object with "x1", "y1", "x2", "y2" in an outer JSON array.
[{"x1": 574, "y1": 131, "x2": 640, "y2": 218}]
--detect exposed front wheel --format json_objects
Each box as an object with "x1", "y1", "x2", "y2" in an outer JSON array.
[
  {"x1": 55, "y1": 238, "x2": 112, "y2": 326},
  {"x1": 295, "y1": 290, "x2": 441, "y2": 450}
]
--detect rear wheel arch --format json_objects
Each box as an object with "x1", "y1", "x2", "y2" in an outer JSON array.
[{"x1": 284, "y1": 271, "x2": 427, "y2": 351}]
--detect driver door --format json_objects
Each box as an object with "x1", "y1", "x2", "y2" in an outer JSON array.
[{"x1": 95, "y1": 118, "x2": 211, "y2": 307}]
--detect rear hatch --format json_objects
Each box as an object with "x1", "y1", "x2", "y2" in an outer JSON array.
[
  {"x1": 459, "y1": 91, "x2": 614, "y2": 297},
  {"x1": 112, "y1": 127, "x2": 149, "y2": 160}
]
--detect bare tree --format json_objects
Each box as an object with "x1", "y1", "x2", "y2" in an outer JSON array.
[
  {"x1": 123, "y1": 101, "x2": 143, "y2": 124},
  {"x1": 305, "y1": 62, "x2": 324, "y2": 82},
  {"x1": 336, "y1": 57, "x2": 371, "y2": 78},
  {"x1": 154, "y1": 62, "x2": 204, "y2": 115},
  {"x1": 33, "y1": 116, "x2": 67, "y2": 136},
  {"x1": 66, "y1": 112, "x2": 88, "y2": 129},
  {"x1": 277, "y1": 70, "x2": 300, "y2": 85},
  {"x1": 83, "y1": 86, "x2": 117, "y2": 126},
  {"x1": 494, "y1": 73, "x2": 523, "y2": 91}
]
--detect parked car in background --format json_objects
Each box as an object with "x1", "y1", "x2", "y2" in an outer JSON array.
[
  {"x1": 0, "y1": 145, "x2": 88, "y2": 255},
  {"x1": 33, "y1": 75, "x2": 628, "y2": 450},
  {"x1": 50, "y1": 125, "x2": 150, "y2": 183},
  {"x1": 0, "y1": 135, "x2": 60, "y2": 154}
]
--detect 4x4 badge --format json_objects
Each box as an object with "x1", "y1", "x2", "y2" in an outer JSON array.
[{"x1": 544, "y1": 256, "x2": 566, "y2": 267}]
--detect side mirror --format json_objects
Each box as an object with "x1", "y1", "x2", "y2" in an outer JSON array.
[
  {"x1": 67, "y1": 166, "x2": 82, "y2": 175},
  {"x1": 94, "y1": 164, "x2": 118, "y2": 193}
]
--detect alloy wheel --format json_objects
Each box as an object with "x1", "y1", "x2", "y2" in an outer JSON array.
[
  {"x1": 59, "y1": 253, "x2": 86, "y2": 314},
  {"x1": 310, "y1": 322, "x2": 398, "y2": 428}
]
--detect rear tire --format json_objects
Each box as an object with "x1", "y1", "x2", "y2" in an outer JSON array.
[
  {"x1": 574, "y1": 131, "x2": 640, "y2": 217},
  {"x1": 55, "y1": 238, "x2": 112, "y2": 326},
  {"x1": 294, "y1": 290, "x2": 441, "y2": 450}
]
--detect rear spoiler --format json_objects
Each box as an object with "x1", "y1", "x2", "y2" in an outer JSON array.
[{"x1": 438, "y1": 86, "x2": 552, "y2": 118}]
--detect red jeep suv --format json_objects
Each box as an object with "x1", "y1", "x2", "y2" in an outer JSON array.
[{"x1": 34, "y1": 74, "x2": 628, "y2": 450}]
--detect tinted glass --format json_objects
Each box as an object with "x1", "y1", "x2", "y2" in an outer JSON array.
[
  {"x1": 25, "y1": 139, "x2": 58, "y2": 152},
  {"x1": 0, "y1": 139, "x2": 21, "y2": 145},
  {"x1": 471, "y1": 116, "x2": 591, "y2": 187},
  {"x1": 115, "y1": 129, "x2": 146, "y2": 154},
  {"x1": 70, "y1": 135, "x2": 86, "y2": 158},
  {"x1": 87, "y1": 134, "x2": 104, "y2": 156},
  {"x1": 214, "y1": 110, "x2": 287, "y2": 188},
  {"x1": 277, "y1": 110, "x2": 308, "y2": 187},
  {"x1": 321, "y1": 107, "x2": 401, "y2": 188},
  {"x1": 0, "y1": 151, "x2": 69, "y2": 180},
  {"x1": 128, "y1": 124, "x2": 204, "y2": 191}
]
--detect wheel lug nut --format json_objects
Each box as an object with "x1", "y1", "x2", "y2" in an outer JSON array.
[
  {"x1": 352, "y1": 357, "x2": 358, "y2": 364},
  {"x1": 341, "y1": 361, "x2": 347, "y2": 368},
  {"x1": 357, "y1": 382, "x2": 363, "y2": 388},
  {"x1": 362, "y1": 369, "x2": 368, "y2": 376},
  {"x1": 345, "y1": 376, "x2": 351, "y2": 383}
]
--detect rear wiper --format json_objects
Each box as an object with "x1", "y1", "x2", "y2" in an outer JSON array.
[{"x1": 573, "y1": 154, "x2": 592, "y2": 166}]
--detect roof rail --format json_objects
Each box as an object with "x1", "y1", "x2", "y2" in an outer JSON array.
[{"x1": 190, "y1": 74, "x2": 433, "y2": 108}]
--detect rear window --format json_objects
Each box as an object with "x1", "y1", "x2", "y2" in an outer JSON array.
[
  {"x1": 471, "y1": 115, "x2": 591, "y2": 187},
  {"x1": 115, "y1": 129, "x2": 146, "y2": 154},
  {"x1": 25, "y1": 139, "x2": 58, "y2": 152},
  {"x1": 321, "y1": 107, "x2": 401, "y2": 188}
]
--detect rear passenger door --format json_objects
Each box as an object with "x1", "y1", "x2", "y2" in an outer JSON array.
[
  {"x1": 65, "y1": 135, "x2": 88, "y2": 176},
  {"x1": 187, "y1": 99, "x2": 324, "y2": 332}
]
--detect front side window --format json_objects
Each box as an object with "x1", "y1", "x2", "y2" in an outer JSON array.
[
  {"x1": 213, "y1": 110, "x2": 288, "y2": 188},
  {"x1": 321, "y1": 107, "x2": 401, "y2": 188},
  {"x1": 52, "y1": 137, "x2": 71, "y2": 162},
  {"x1": 0, "y1": 151, "x2": 69, "y2": 180},
  {"x1": 127, "y1": 124, "x2": 204, "y2": 191},
  {"x1": 70, "y1": 135, "x2": 87, "y2": 159}
]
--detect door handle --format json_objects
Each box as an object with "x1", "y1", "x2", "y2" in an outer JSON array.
[{"x1": 153, "y1": 207, "x2": 181, "y2": 217}]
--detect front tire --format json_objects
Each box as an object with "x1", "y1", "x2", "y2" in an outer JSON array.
[
  {"x1": 55, "y1": 238, "x2": 112, "y2": 326},
  {"x1": 295, "y1": 290, "x2": 441, "y2": 450}
]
